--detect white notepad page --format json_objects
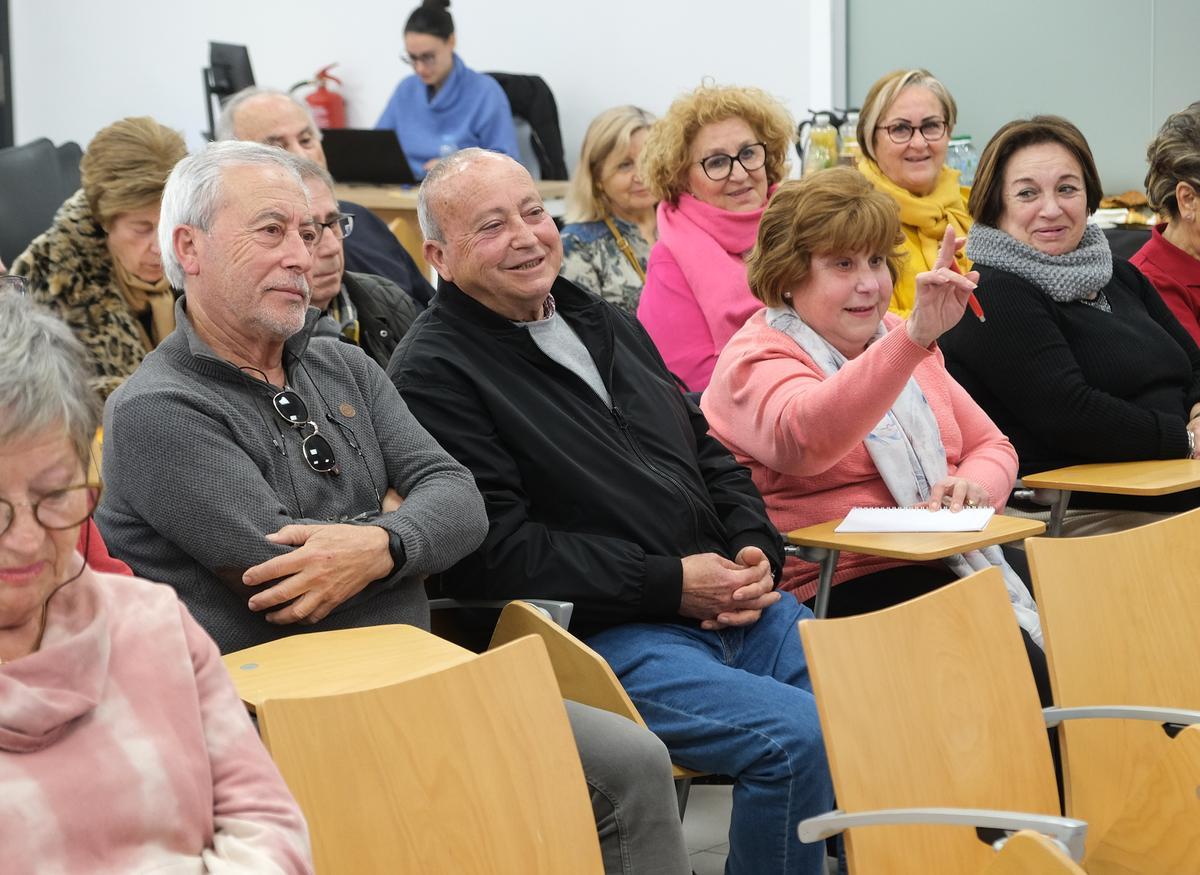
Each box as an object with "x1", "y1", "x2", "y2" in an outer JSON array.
[{"x1": 834, "y1": 506, "x2": 996, "y2": 533}]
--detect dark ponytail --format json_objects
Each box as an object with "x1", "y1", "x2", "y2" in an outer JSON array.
[{"x1": 405, "y1": 0, "x2": 455, "y2": 39}]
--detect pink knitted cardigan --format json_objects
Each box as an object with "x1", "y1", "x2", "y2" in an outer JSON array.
[
  {"x1": 702, "y1": 312, "x2": 1017, "y2": 600},
  {"x1": 637, "y1": 191, "x2": 771, "y2": 391},
  {"x1": 0, "y1": 561, "x2": 312, "y2": 873}
]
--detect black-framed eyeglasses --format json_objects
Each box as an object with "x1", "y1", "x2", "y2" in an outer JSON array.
[
  {"x1": 0, "y1": 275, "x2": 28, "y2": 296},
  {"x1": 0, "y1": 483, "x2": 101, "y2": 537},
  {"x1": 697, "y1": 142, "x2": 768, "y2": 181},
  {"x1": 317, "y1": 213, "x2": 354, "y2": 240},
  {"x1": 876, "y1": 120, "x2": 948, "y2": 145},
  {"x1": 269, "y1": 389, "x2": 340, "y2": 475},
  {"x1": 402, "y1": 50, "x2": 439, "y2": 68}
]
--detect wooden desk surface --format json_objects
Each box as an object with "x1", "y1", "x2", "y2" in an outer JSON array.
[
  {"x1": 222, "y1": 624, "x2": 474, "y2": 712},
  {"x1": 1021, "y1": 460, "x2": 1200, "y2": 496},
  {"x1": 335, "y1": 179, "x2": 569, "y2": 213},
  {"x1": 786, "y1": 514, "x2": 1046, "y2": 561}
]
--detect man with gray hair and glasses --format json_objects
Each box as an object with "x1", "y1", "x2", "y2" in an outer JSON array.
[
  {"x1": 95, "y1": 140, "x2": 486, "y2": 652},
  {"x1": 217, "y1": 87, "x2": 434, "y2": 307}
]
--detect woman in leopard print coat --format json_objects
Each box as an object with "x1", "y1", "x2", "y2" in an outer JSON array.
[{"x1": 12, "y1": 117, "x2": 186, "y2": 400}]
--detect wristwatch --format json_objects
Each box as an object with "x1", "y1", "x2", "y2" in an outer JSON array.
[{"x1": 1188, "y1": 429, "x2": 1196, "y2": 459}]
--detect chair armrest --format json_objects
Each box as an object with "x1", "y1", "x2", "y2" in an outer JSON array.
[
  {"x1": 798, "y1": 808, "x2": 1087, "y2": 861},
  {"x1": 1043, "y1": 705, "x2": 1200, "y2": 728},
  {"x1": 427, "y1": 598, "x2": 574, "y2": 629}
]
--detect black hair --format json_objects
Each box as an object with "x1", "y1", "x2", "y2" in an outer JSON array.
[{"x1": 405, "y1": 0, "x2": 454, "y2": 39}]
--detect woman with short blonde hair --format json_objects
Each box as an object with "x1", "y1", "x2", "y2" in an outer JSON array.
[
  {"x1": 1131, "y1": 103, "x2": 1200, "y2": 343},
  {"x1": 12, "y1": 116, "x2": 187, "y2": 399},
  {"x1": 635, "y1": 83, "x2": 794, "y2": 391},
  {"x1": 855, "y1": 68, "x2": 971, "y2": 318},
  {"x1": 560, "y1": 106, "x2": 657, "y2": 312}
]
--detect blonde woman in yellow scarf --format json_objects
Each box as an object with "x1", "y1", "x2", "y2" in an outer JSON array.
[{"x1": 856, "y1": 69, "x2": 972, "y2": 317}]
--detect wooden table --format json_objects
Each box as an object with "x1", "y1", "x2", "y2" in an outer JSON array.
[
  {"x1": 335, "y1": 179, "x2": 570, "y2": 277},
  {"x1": 1021, "y1": 460, "x2": 1200, "y2": 536},
  {"x1": 786, "y1": 514, "x2": 1047, "y2": 618},
  {"x1": 222, "y1": 624, "x2": 474, "y2": 713}
]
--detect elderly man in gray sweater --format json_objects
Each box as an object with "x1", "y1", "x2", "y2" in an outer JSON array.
[
  {"x1": 96, "y1": 142, "x2": 687, "y2": 875},
  {"x1": 96, "y1": 141, "x2": 486, "y2": 653}
]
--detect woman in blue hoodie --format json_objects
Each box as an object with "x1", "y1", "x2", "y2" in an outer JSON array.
[{"x1": 377, "y1": 1, "x2": 519, "y2": 179}]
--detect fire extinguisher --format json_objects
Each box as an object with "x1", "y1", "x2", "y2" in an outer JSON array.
[{"x1": 291, "y1": 64, "x2": 346, "y2": 129}]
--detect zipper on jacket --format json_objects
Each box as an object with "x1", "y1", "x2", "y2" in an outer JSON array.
[{"x1": 610, "y1": 404, "x2": 705, "y2": 555}]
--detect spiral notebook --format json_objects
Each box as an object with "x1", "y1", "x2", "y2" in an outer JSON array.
[{"x1": 834, "y1": 506, "x2": 995, "y2": 533}]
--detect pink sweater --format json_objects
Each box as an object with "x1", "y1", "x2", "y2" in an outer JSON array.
[
  {"x1": 637, "y1": 193, "x2": 767, "y2": 391},
  {"x1": 0, "y1": 563, "x2": 312, "y2": 873},
  {"x1": 702, "y1": 311, "x2": 1017, "y2": 599}
]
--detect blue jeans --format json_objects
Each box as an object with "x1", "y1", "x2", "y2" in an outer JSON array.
[{"x1": 587, "y1": 598, "x2": 833, "y2": 875}]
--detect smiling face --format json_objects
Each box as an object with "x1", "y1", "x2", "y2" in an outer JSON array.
[
  {"x1": 177, "y1": 163, "x2": 317, "y2": 343},
  {"x1": 997, "y1": 141, "x2": 1088, "y2": 255},
  {"x1": 424, "y1": 155, "x2": 563, "y2": 322},
  {"x1": 598, "y1": 128, "x2": 655, "y2": 220},
  {"x1": 789, "y1": 251, "x2": 893, "y2": 359},
  {"x1": 404, "y1": 32, "x2": 456, "y2": 89},
  {"x1": 0, "y1": 428, "x2": 86, "y2": 652},
  {"x1": 686, "y1": 117, "x2": 769, "y2": 213},
  {"x1": 106, "y1": 202, "x2": 165, "y2": 283},
  {"x1": 872, "y1": 86, "x2": 950, "y2": 197},
  {"x1": 232, "y1": 93, "x2": 327, "y2": 169}
]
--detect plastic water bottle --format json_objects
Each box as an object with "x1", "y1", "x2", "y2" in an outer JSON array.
[{"x1": 946, "y1": 136, "x2": 979, "y2": 187}]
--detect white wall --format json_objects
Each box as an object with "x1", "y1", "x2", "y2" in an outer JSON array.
[{"x1": 12, "y1": 0, "x2": 833, "y2": 175}]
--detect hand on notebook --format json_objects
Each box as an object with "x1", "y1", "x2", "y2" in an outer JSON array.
[{"x1": 924, "y1": 476, "x2": 989, "y2": 513}]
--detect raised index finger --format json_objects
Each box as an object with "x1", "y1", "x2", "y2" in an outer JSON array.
[{"x1": 934, "y1": 224, "x2": 957, "y2": 271}]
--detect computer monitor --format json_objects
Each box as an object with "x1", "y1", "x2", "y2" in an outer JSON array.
[
  {"x1": 208, "y1": 42, "x2": 254, "y2": 96},
  {"x1": 203, "y1": 42, "x2": 255, "y2": 139}
]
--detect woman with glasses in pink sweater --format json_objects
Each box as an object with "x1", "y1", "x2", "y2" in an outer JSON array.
[{"x1": 0, "y1": 292, "x2": 311, "y2": 874}]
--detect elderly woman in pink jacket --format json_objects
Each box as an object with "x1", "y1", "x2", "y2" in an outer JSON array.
[
  {"x1": 702, "y1": 168, "x2": 1045, "y2": 672},
  {"x1": 0, "y1": 291, "x2": 311, "y2": 874},
  {"x1": 636, "y1": 83, "x2": 795, "y2": 392}
]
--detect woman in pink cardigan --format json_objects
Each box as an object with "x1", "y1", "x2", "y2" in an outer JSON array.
[
  {"x1": 703, "y1": 168, "x2": 1043, "y2": 655},
  {"x1": 0, "y1": 292, "x2": 312, "y2": 874},
  {"x1": 636, "y1": 84, "x2": 795, "y2": 391}
]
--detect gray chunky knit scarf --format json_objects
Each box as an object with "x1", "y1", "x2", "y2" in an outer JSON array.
[{"x1": 966, "y1": 222, "x2": 1113, "y2": 310}]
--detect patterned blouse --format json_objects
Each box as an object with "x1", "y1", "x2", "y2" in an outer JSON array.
[{"x1": 560, "y1": 217, "x2": 650, "y2": 313}]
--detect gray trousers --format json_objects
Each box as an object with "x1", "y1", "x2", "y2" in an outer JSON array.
[{"x1": 564, "y1": 700, "x2": 691, "y2": 875}]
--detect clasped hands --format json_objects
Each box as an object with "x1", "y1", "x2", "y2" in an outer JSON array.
[
  {"x1": 241, "y1": 488, "x2": 404, "y2": 625},
  {"x1": 679, "y1": 545, "x2": 780, "y2": 631}
]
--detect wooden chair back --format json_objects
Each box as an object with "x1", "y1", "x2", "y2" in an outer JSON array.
[
  {"x1": 1026, "y1": 507, "x2": 1200, "y2": 853},
  {"x1": 258, "y1": 635, "x2": 603, "y2": 874},
  {"x1": 982, "y1": 832, "x2": 1086, "y2": 874},
  {"x1": 799, "y1": 568, "x2": 1059, "y2": 874}
]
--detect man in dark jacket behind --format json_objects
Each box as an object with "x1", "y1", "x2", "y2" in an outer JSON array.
[
  {"x1": 300, "y1": 160, "x2": 419, "y2": 368},
  {"x1": 388, "y1": 149, "x2": 833, "y2": 875}
]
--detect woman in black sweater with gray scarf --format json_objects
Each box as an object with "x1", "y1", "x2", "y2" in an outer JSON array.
[{"x1": 941, "y1": 116, "x2": 1200, "y2": 528}]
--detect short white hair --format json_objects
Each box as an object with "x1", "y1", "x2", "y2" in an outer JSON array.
[
  {"x1": 159, "y1": 141, "x2": 308, "y2": 289},
  {"x1": 417, "y1": 147, "x2": 511, "y2": 242},
  {"x1": 215, "y1": 86, "x2": 323, "y2": 143}
]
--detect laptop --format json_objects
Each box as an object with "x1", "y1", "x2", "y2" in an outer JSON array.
[{"x1": 320, "y1": 128, "x2": 418, "y2": 186}]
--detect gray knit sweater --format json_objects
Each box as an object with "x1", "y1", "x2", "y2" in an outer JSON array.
[{"x1": 96, "y1": 298, "x2": 487, "y2": 653}]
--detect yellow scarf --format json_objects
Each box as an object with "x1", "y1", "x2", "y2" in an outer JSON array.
[
  {"x1": 858, "y1": 159, "x2": 973, "y2": 318},
  {"x1": 111, "y1": 257, "x2": 175, "y2": 351}
]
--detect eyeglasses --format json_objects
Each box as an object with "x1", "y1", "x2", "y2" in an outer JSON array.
[
  {"x1": 0, "y1": 484, "x2": 101, "y2": 537},
  {"x1": 0, "y1": 275, "x2": 28, "y2": 296},
  {"x1": 875, "y1": 120, "x2": 948, "y2": 145},
  {"x1": 402, "y1": 50, "x2": 440, "y2": 68},
  {"x1": 697, "y1": 142, "x2": 767, "y2": 181},
  {"x1": 269, "y1": 389, "x2": 340, "y2": 475},
  {"x1": 316, "y1": 213, "x2": 354, "y2": 240}
]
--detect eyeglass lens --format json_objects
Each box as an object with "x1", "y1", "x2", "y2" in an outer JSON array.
[
  {"x1": 270, "y1": 390, "x2": 339, "y2": 475},
  {"x1": 302, "y1": 433, "x2": 338, "y2": 473},
  {"x1": 0, "y1": 275, "x2": 29, "y2": 296},
  {"x1": 700, "y1": 144, "x2": 767, "y2": 181},
  {"x1": 0, "y1": 486, "x2": 99, "y2": 536}
]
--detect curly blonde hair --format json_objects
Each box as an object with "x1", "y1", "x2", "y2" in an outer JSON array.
[
  {"x1": 566, "y1": 105, "x2": 656, "y2": 224},
  {"x1": 639, "y1": 83, "x2": 794, "y2": 205},
  {"x1": 81, "y1": 117, "x2": 187, "y2": 229},
  {"x1": 747, "y1": 167, "x2": 905, "y2": 308}
]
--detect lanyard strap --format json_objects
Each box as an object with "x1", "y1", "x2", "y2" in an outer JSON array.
[{"x1": 603, "y1": 216, "x2": 647, "y2": 284}]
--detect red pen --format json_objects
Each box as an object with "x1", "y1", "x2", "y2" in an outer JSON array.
[{"x1": 947, "y1": 253, "x2": 985, "y2": 322}]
